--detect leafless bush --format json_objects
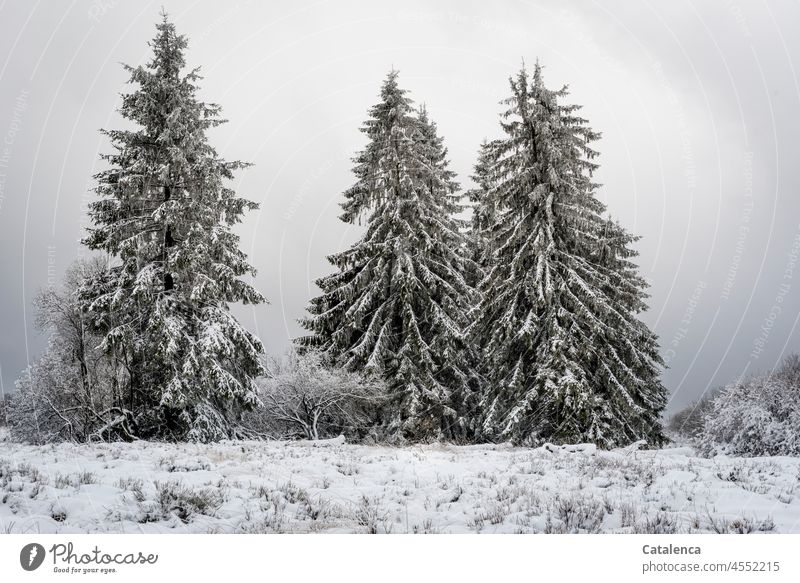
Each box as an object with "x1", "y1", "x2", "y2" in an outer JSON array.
[
  {"x1": 152, "y1": 480, "x2": 224, "y2": 523},
  {"x1": 117, "y1": 477, "x2": 145, "y2": 502},
  {"x1": 633, "y1": 511, "x2": 680, "y2": 534},
  {"x1": 77, "y1": 471, "x2": 97, "y2": 485},
  {"x1": 699, "y1": 355, "x2": 800, "y2": 456},
  {"x1": 706, "y1": 511, "x2": 775, "y2": 534},
  {"x1": 545, "y1": 494, "x2": 605, "y2": 533},
  {"x1": 244, "y1": 350, "x2": 387, "y2": 440},
  {"x1": 8, "y1": 258, "x2": 136, "y2": 444},
  {"x1": 619, "y1": 501, "x2": 639, "y2": 528},
  {"x1": 353, "y1": 495, "x2": 392, "y2": 534}
]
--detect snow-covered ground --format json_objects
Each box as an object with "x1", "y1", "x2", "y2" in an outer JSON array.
[{"x1": 1, "y1": 434, "x2": 799, "y2": 534}]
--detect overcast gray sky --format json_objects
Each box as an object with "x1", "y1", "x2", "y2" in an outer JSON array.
[{"x1": 1, "y1": 0, "x2": 799, "y2": 413}]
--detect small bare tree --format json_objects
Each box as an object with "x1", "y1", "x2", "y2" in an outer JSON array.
[
  {"x1": 9, "y1": 258, "x2": 135, "y2": 443},
  {"x1": 251, "y1": 351, "x2": 386, "y2": 440}
]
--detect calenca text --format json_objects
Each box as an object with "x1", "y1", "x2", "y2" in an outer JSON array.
[{"x1": 642, "y1": 544, "x2": 701, "y2": 555}]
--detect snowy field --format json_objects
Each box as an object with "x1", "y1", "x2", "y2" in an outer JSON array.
[{"x1": 1, "y1": 431, "x2": 799, "y2": 534}]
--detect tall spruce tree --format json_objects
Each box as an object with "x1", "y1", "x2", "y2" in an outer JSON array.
[
  {"x1": 473, "y1": 63, "x2": 666, "y2": 448},
  {"x1": 299, "y1": 72, "x2": 477, "y2": 441},
  {"x1": 82, "y1": 13, "x2": 265, "y2": 441},
  {"x1": 464, "y1": 139, "x2": 498, "y2": 287}
]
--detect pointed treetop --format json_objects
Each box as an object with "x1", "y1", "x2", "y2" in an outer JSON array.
[
  {"x1": 533, "y1": 58, "x2": 543, "y2": 87},
  {"x1": 379, "y1": 68, "x2": 406, "y2": 100},
  {"x1": 148, "y1": 10, "x2": 187, "y2": 75}
]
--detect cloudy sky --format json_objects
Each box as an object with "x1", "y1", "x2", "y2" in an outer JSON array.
[{"x1": 1, "y1": 0, "x2": 799, "y2": 413}]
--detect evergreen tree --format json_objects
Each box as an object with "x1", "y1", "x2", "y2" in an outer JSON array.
[
  {"x1": 416, "y1": 104, "x2": 482, "y2": 437},
  {"x1": 82, "y1": 13, "x2": 265, "y2": 441},
  {"x1": 473, "y1": 63, "x2": 666, "y2": 448},
  {"x1": 299, "y1": 72, "x2": 476, "y2": 441},
  {"x1": 464, "y1": 139, "x2": 498, "y2": 287}
]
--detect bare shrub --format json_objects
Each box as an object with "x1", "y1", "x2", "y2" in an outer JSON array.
[
  {"x1": 353, "y1": 495, "x2": 392, "y2": 534},
  {"x1": 117, "y1": 477, "x2": 145, "y2": 502},
  {"x1": 8, "y1": 258, "x2": 136, "y2": 444},
  {"x1": 707, "y1": 512, "x2": 775, "y2": 534},
  {"x1": 245, "y1": 350, "x2": 386, "y2": 440},
  {"x1": 546, "y1": 494, "x2": 605, "y2": 533},
  {"x1": 153, "y1": 481, "x2": 224, "y2": 523},
  {"x1": 699, "y1": 356, "x2": 800, "y2": 456},
  {"x1": 633, "y1": 511, "x2": 679, "y2": 534}
]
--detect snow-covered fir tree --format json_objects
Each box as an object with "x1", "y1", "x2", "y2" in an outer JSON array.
[
  {"x1": 299, "y1": 71, "x2": 477, "y2": 441},
  {"x1": 464, "y1": 139, "x2": 498, "y2": 287},
  {"x1": 82, "y1": 13, "x2": 265, "y2": 442},
  {"x1": 472, "y1": 63, "x2": 666, "y2": 448}
]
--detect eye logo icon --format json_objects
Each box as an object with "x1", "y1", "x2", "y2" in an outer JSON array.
[{"x1": 20, "y1": 543, "x2": 46, "y2": 571}]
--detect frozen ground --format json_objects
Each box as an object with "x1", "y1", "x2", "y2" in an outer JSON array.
[{"x1": 1, "y1": 431, "x2": 799, "y2": 534}]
